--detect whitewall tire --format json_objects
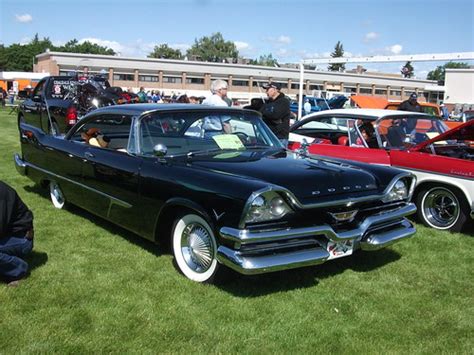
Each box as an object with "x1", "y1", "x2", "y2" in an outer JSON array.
[{"x1": 172, "y1": 213, "x2": 219, "y2": 283}]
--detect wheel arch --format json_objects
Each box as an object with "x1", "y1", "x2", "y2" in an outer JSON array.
[
  {"x1": 413, "y1": 178, "x2": 471, "y2": 208},
  {"x1": 152, "y1": 198, "x2": 214, "y2": 249}
]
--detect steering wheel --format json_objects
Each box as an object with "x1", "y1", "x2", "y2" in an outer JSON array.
[{"x1": 234, "y1": 132, "x2": 251, "y2": 144}]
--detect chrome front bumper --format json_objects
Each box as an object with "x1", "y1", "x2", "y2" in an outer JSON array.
[{"x1": 217, "y1": 203, "x2": 417, "y2": 275}]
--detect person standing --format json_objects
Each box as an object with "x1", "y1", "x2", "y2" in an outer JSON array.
[
  {"x1": 260, "y1": 82, "x2": 291, "y2": 147},
  {"x1": 0, "y1": 181, "x2": 34, "y2": 285},
  {"x1": 398, "y1": 93, "x2": 423, "y2": 113},
  {"x1": 202, "y1": 79, "x2": 229, "y2": 107},
  {"x1": 303, "y1": 98, "x2": 312, "y2": 115},
  {"x1": 137, "y1": 87, "x2": 148, "y2": 103}
]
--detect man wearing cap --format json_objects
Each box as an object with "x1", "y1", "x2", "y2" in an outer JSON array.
[
  {"x1": 260, "y1": 82, "x2": 291, "y2": 147},
  {"x1": 398, "y1": 93, "x2": 423, "y2": 113}
]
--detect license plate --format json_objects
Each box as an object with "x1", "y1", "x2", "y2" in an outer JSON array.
[{"x1": 327, "y1": 240, "x2": 354, "y2": 260}]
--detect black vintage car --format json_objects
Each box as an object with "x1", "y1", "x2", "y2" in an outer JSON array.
[{"x1": 15, "y1": 104, "x2": 417, "y2": 283}]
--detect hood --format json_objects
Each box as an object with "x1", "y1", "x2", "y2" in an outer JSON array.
[
  {"x1": 411, "y1": 120, "x2": 474, "y2": 151},
  {"x1": 350, "y1": 95, "x2": 389, "y2": 109},
  {"x1": 328, "y1": 95, "x2": 349, "y2": 109},
  {"x1": 187, "y1": 149, "x2": 380, "y2": 203}
]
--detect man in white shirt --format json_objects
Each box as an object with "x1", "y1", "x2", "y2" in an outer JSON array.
[{"x1": 202, "y1": 80, "x2": 230, "y2": 107}]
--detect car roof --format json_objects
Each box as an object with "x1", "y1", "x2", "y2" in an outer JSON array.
[
  {"x1": 299, "y1": 108, "x2": 429, "y2": 120},
  {"x1": 88, "y1": 103, "x2": 252, "y2": 116}
]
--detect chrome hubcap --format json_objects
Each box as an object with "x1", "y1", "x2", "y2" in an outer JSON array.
[
  {"x1": 181, "y1": 223, "x2": 214, "y2": 273},
  {"x1": 424, "y1": 189, "x2": 459, "y2": 228},
  {"x1": 51, "y1": 183, "x2": 64, "y2": 205}
]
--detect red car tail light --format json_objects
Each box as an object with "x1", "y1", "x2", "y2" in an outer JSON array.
[{"x1": 66, "y1": 106, "x2": 78, "y2": 125}]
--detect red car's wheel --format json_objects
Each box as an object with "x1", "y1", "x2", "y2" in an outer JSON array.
[{"x1": 416, "y1": 186, "x2": 469, "y2": 232}]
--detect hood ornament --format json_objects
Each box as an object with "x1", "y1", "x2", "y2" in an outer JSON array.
[{"x1": 297, "y1": 138, "x2": 309, "y2": 156}]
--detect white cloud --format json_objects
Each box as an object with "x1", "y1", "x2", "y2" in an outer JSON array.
[
  {"x1": 364, "y1": 32, "x2": 379, "y2": 42},
  {"x1": 277, "y1": 35, "x2": 291, "y2": 44},
  {"x1": 169, "y1": 43, "x2": 191, "y2": 52},
  {"x1": 20, "y1": 37, "x2": 31, "y2": 45},
  {"x1": 387, "y1": 44, "x2": 403, "y2": 54},
  {"x1": 234, "y1": 41, "x2": 250, "y2": 51},
  {"x1": 15, "y1": 14, "x2": 32, "y2": 23}
]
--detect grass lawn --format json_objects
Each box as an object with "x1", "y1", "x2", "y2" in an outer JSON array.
[{"x1": 0, "y1": 106, "x2": 472, "y2": 353}]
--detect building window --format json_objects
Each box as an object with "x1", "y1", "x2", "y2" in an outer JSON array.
[
  {"x1": 359, "y1": 88, "x2": 372, "y2": 94},
  {"x1": 252, "y1": 81, "x2": 266, "y2": 88},
  {"x1": 310, "y1": 84, "x2": 323, "y2": 90},
  {"x1": 232, "y1": 80, "x2": 248, "y2": 87},
  {"x1": 114, "y1": 74, "x2": 134, "y2": 81},
  {"x1": 186, "y1": 77, "x2": 205, "y2": 84},
  {"x1": 375, "y1": 89, "x2": 387, "y2": 95},
  {"x1": 163, "y1": 76, "x2": 182, "y2": 84},
  {"x1": 344, "y1": 87, "x2": 357, "y2": 93},
  {"x1": 390, "y1": 90, "x2": 401, "y2": 96},
  {"x1": 291, "y1": 83, "x2": 300, "y2": 89},
  {"x1": 139, "y1": 75, "x2": 159, "y2": 82}
]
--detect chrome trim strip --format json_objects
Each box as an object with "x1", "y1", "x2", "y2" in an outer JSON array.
[
  {"x1": 393, "y1": 165, "x2": 474, "y2": 182},
  {"x1": 238, "y1": 172, "x2": 416, "y2": 228},
  {"x1": 217, "y1": 246, "x2": 330, "y2": 275},
  {"x1": 224, "y1": 203, "x2": 417, "y2": 244},
  {"x1": 360, "y1": 220, "x2": 416, "y2": 251},
  {"x1": 14, "y1": 154, "x2": 27, "y2": 176},
  {"x1": 17, "y1": 158, "x2": 132, "y2": 209}
]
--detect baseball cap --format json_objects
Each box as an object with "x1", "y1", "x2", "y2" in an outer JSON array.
[
  {"x1": 262, "y1": 82, "x2": 281, "y2": 90},
  {"x1": 409, "y1": 93, "x2": 418, "y2": 100}
]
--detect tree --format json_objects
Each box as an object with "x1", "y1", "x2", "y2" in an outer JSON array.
[
  {"x1": 57, "y1": 39, "x2": 115, "y2": 55},
  {"x1": 249, "y1": 53, "x2": 278, "y2": 67},
  {"x1": 0, "y1": 34, "x2": 116, "y2": 71},
  {"x1": 186, "y1": 32, "x2": 238, "y2": 62},
  {"x1": 328, "y1": 41, "x2": 345, "y2": 72},
  {"x1": 148, "y1": 44, "x2": 183, "y2": 59},
  {"x1": 427, "y1": 62, "x2": 469, "y2": 83},
  {"x1": 401, "y1": 61, "x2": 414, "y2": 78}
]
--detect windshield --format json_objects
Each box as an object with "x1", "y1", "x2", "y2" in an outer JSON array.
[
  {"x1": 375, "y1": 115, "x2": 449, "y2": 149},
  {"x1": 138, "y1": 110, "x2": 282, "y2": 156}
]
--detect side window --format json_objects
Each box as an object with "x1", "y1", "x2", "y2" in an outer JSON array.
[
  {"x1": 71, "y1": 114, "x2": 132, "y2": 151},
  {"x1": 32, "y1": 80, "x2": 45, "y2": 99}
]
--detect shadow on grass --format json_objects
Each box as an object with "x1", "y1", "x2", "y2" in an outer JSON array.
[
  {"x1": 218, "y1": 248, "x2": 401, "y2": 297},
  {"x1": 26, "y1": 250, "x2": 48, "y2": 272},
  {"x1": 23, "y1": 184, "x2": 164, "y2": 258}
]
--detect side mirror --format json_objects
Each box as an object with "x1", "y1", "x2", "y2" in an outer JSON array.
[{"x1": 153, "y1": 144, "x2": 167, "y2": 157}]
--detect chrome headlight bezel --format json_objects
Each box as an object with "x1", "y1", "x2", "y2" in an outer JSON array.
[
  {"x1": 382, "y1": 176, "x2": 414, "y2": 203},
  {"x1": 242, "y1": 190, "x2": 293, "y2": 225}
]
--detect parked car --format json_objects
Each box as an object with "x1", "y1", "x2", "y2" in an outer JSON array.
[
  {"x1": 16, "y1": 104, "x2": 417, "y2": 283},
  {"x1": 290, "y1": 95, "x2": 348, "y2": 115},
  {"x1": 289, "y1": 109, "x2": 474, "y2": 232}
]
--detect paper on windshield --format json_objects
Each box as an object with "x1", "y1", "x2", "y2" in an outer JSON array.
[{"x1": 212, "y1": 134, "x2": 245, "y2": 150}]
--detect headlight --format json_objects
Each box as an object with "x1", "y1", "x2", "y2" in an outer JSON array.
[
  {"x1": 383, "y1": 179, "x2": 408, "y2": 203},
  {"x1": 244, "y1": 191, "x2": 293, "y2": 224}
]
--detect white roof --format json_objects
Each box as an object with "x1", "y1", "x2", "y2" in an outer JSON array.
[
  {"x1": 0, "y1": 71, "x2": 50, "y2": 80},
  {"x1": 300, "y1": 108, "x2": 427, "y2": 121}
]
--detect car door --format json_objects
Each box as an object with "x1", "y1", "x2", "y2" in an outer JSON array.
[
  {"x1": 78, "y1": 113, "x2": 144, "y2": 232},
  {"x1": 21, "y1": 78, "x2": 47, "y2": 131}
]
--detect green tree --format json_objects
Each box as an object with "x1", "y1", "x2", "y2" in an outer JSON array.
[
  {"x1": 427, "y1": 61, "x2": 469, "y2": 83},
  {"x1": 57, "y1": 39, "x2": 115, "y2": 55},
  {"x1": 249, "y1": 53, "x2": 278, "y2": 67},
  {"x1": 186, "y1": 32, "x2": 238, "y2": 62},
  {"x1": 148, "y1": 44, "x2": 183, "y2": 59},
  {"x1": 328, "y1": 41, "x2": 345, "y2": 72},
  {"x1": 401, "y1": 61, "x2": 414, "y2": 78}
]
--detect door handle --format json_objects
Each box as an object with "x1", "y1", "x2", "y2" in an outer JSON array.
[{"x1": 84, "y1": 152, "x2": 95, "y2": 159}]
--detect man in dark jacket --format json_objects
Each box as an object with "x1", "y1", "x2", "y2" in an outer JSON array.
[
  {"x1": 260, "y1": 82, "x2": 291, "y2": 146},
  {"x1": 398, "y1": 93, "x2": 423, "y2": 113},
  {"x1": 0, "y1": 181, "x2": 34, "y2": 284}
]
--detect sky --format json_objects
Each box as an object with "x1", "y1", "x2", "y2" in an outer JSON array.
[{"x1": 1, "y1": 0, "x2": 473, "y2": 79}]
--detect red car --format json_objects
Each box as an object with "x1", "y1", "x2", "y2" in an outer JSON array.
[{"x1": 289, "y1": 109, "x2": 474, "y2": 232}]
